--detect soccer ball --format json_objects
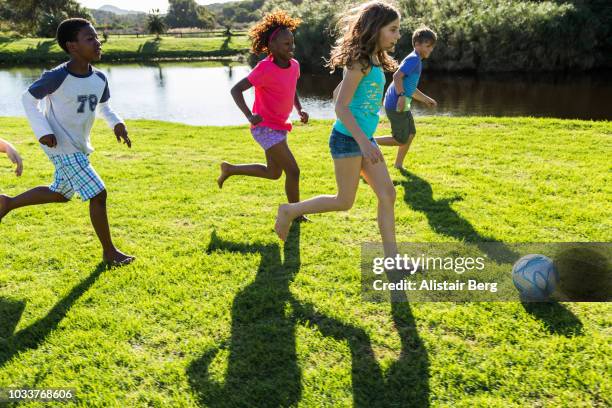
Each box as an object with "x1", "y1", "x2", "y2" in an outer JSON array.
[{"x1": 512, "y1": 254, "x2": 558, "y2": 301}]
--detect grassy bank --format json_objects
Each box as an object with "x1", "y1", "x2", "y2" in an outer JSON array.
[
  {"x1": 0, "y1": 117, "x2": 610, "y2": 406},
  {"x1": 0, "y1": 35, "x2": 250, "y2": 64}
]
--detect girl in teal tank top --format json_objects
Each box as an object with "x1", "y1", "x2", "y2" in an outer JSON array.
[
  {"x1": 334, "y1": 63, "x2": 386, "y2": 140},
  {"x1": 275, "y1": 1, "x2": 402, "y2": 262}
]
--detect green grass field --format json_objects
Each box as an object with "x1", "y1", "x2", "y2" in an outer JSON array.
[
  {"x1": 0, "y1": 116, "x2": 610, "y2": 407},
  {"x1": 0, "y1": 35, "x2": 250, "y2": 64}
]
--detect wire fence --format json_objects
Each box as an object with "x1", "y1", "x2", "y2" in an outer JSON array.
[{"x1": 103, "y1": 29, "x2": 248, "y2": 39}]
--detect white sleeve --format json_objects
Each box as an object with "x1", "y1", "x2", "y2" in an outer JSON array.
[
  {"x1": 21, "y1": 91, "x2": 54, "y2": 140},
  {"x1": 98, "y1": 101, "x2": 123, "y2": 129}
]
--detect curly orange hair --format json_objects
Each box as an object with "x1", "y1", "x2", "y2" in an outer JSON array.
[
  {"x1": 248, "y1": 11, "x2": 302, "y2": 55},
  {"x1": 327, "y1": 1, "x2": 399, "y2": 73}
]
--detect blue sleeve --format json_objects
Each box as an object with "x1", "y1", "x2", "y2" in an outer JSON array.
[
  {"x1": 95, "y1": 71, "x2": 111, "y2": 103},
  {"x1": 399, "y1": 55, "x2": 419, "y2": 76},
  {"x1": 27, "y1": 67, "x2": 69, "y2": 99}
]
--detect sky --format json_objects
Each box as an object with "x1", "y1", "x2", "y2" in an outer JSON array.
[{"x1": 78, "y1": 1, "x2": 235, "y2": 13}]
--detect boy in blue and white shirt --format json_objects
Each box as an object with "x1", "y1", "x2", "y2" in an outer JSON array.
[
  {"x1": 0, "y1": 18, "x2": 134, "y2": 266},
  {"x1": 376, "y1": 27, "x2": 438, "y2": 170}
]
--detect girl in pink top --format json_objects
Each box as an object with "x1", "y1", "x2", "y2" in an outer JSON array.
[{"x1": 218, "y1": 11, "x2": 309, "y2": 218}]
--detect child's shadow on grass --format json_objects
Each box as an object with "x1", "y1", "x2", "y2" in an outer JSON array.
[
  {"x1": 188, "y1": 227, "x2": 430, "y2": 407},
  {"x1": 522, "y1": 302, "x2": 583, "y2": 337},
  {"x1": 0, "y1": 262, "x2": 106, "y2": 369},
  {"x1": 291, "y1": 280, "x2": 430, "y2": 407},
  {"x1": 189, "y1": 225, "x2": 303, "y2": 407},
  {"x1": 396, "y1": 169, "x2": 518, "y2": 264},
  {"x1": 398, "y1": 170, "x2": 584, "y2": 338}
]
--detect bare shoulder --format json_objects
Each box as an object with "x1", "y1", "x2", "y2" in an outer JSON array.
[{"x1": 346, "y1": 59, "x2": 370, "y2": 76}]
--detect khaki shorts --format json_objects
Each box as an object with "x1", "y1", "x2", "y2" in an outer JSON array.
[{"x1": 385, "y1": 108, "x2": 416, "y2": 144}]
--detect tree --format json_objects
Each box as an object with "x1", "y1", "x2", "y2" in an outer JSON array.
[
  {"x1": 0, "y1": 0, "x2": 16, "y2": 30},
  {"x1": 147, "y1": 8, "x2": 166, "y2": 39},
  {"x1": 37, "y1": 11, "x2": 69, "y2": 38},
  {"x1": 196, "y1": 5, "x2": 216, "y2": 29},
  {"x1": 3, "y1": 0, "x2": 91, "y2": 36},
  {"x1": 166, "y1": 0, "x2": 217, "y2": 29}
]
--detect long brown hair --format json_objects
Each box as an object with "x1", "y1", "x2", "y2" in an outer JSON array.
[{"x1": 326, "y1": 1, "x2": 399, "y2": 73}]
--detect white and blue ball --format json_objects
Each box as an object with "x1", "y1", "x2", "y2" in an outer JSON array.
[{"x1": 512, "y1": 254, "x2": 558, "y2": 300}]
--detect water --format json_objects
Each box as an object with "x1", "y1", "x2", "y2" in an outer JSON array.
[
  {"x1": 1, "y1": 62, "x2": 610, "y2": 125},
  {"x1": 417, "y1": 71, "x2": 612, "y2": 121}
]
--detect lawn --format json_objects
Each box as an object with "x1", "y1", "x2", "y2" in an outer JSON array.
[
  {"x1": 0, "y1": 116, "x2": 610, "y2": 407},
  {"x1": 0, "y1": 35, "x2": 250, "y2": 64}
]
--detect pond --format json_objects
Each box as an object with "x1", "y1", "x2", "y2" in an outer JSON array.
[{"x1": 0, "y1": 62, "x2": 610, "y2": 126}]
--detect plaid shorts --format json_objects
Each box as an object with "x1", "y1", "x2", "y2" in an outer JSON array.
[{"x1": 49, "y1": 152, "x2": 105, "y2": 201}]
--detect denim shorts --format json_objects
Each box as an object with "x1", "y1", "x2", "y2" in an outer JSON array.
[{"x1": 329, "y1": 128, "x2": 377, "y2": 159}]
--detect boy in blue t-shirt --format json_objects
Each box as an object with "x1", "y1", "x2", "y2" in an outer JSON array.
[
  {"x1": 0, "y1": 138, "x2": 23, "y2": 177},
  {"x1": 0, "y1": 18, "x2": 134, "y2": 266},
  {"x1": 376, "y1": 27, "x2": 437, "y2": 169}
]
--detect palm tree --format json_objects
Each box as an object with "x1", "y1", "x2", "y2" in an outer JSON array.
[{"x1": 147, "y1": 9, "x2": 166, "y2": 40}]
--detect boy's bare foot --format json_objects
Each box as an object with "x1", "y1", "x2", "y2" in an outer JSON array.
[
  {"x1": 394, "y1": 164, "x2": 405, "y2": 170},
  {"x1": 275, "y1": 204, "x2": 294, "y2": 241},
  {"x1": 295, "y1": 215, "x2": 310, "y2": 223},
  {"x1": 217, "y1": 162, "x2": 231, "y2": 189},
  {"x1": 0, "y1": 195, "x2": 11, "y2": 223},
  {"x1": 103, "y1": 249, "x2": 135, "y2": 267}
]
